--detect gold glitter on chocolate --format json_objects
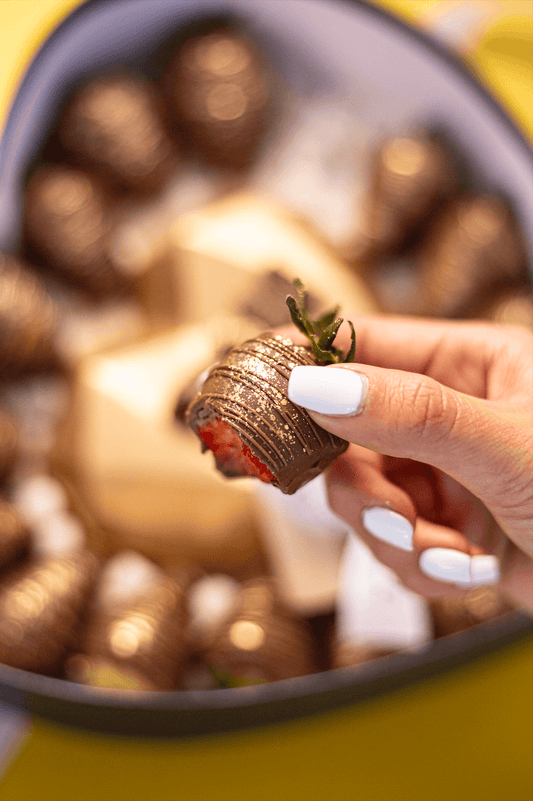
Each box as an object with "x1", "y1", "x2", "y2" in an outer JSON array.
[
  {"x1": 186, "y1": 333, "x2": 349, "y2": 495},
  {"x1": 166, "y1": 28, "x2": 271, "y2": 169},
  {"x1": 24, "y1": 166, "x2": 131, "y2": 298},
  {"x1": 59, "y1": 75, "x2": 175, "y2": 194},
  {"x1": 204, "y1": 578, "x2": 316, "y2": 683},
  {"x1": 73, "y1": 574, "x2": 187, "y2": 691},
  {"x1": 0, "y1": 253, "x2": 61, "y2": 379},
  {"x1": 0, "y1": 550, "x2": 100, "y2": 675}
]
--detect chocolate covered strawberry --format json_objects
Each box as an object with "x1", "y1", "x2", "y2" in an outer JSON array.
[{"x1": 186, "y1": 280, "x2": 355, "y2": 494}]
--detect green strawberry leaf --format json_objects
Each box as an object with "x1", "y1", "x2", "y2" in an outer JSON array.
[{"x1": 285, "y1": 279, "x2": 356, "y2": 364}]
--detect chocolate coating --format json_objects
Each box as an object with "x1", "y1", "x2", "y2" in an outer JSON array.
[
  {"x1": 0, "y1": 253, "x2": 61, "y2": 379},
  {"x1": 73, "y1": 573, "x2": 187, "y2": 691},
  {"x1": 356, "y1": 134, "x2": 458, "y2": 262},
  {"x1": 417, "y1": 194, "x2": 527, "y2": 318},
  {"x1": 24, "y1": 165, "x2": 130, "y2": 298},
  {"x1": 0, "y1": 500, "x2": 31, "y2": 574},
  {"x1": 204, "y1": 578, "x2": 316, "y2": 683},
  {"x1": 59, "y1": 75, "x2": 175, "y2": 194},
  {"x1": 0, "y1": 550, "x2": 100, "y2": 675},
  {"x1": 429, "y1": 587, "x2": 514, "y2": 638},
  {"x1": 186, "y1": 333, "x2": 349, "y2": 495},
  {"x1": 331, "y1": 640, "x2": 395, "y2": 670},
  {"x1": 0, "y1": 408, "x2": 19, "y2": 485},
  {"x1": 166, "y1": 28, "x2": 272, "y2": 169}
]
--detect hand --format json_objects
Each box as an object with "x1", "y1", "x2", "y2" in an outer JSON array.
[{"x1": 282, "y1": 316, "x2": 533, "y2": 612}]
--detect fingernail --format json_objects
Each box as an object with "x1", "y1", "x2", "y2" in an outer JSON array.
[
  {"x1": 288, "y1": 366, "x2": 367, "y2": 416},
  {"x1": 469, "y1": 554, "x2": 501, "y2": 586},
  {"x1": 419, "y1": 548, "x2": 500, "y2": 587},
  {"x1": 362, "y1": 507, "x2": 414, "y2": 552}
]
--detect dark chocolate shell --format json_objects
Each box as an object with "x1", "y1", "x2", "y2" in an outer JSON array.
[
  {"x1": 72, "y1": 574, "x2": 187, "y2": 691},
  {"x1": 59, "y1": 74, "x2": 175, "y2": 194},
  {"x1": 0, "y1": 253, "x2": 61, "y2": 379},
  {"x1": 165, "y1": 27, "x2": 272, "y2": 170},
  {"x1": 23, "y1": 165, "x2": 130, "y2": 298},
  {"x1": 186, "y1": 333, "x2": 349, "y2": 495},
  {"x1": 0, "y1": 500, "x2": 31, "y2": 574},
  {"x1": 0, "y1": 550, "x2": 100, "y2": 675},
  {"x1": 204, "y1": 578, "x2": 316, "y2": 683},
  {"x1": 417, "y1": 194, "x2": 527, "y2": 318}
]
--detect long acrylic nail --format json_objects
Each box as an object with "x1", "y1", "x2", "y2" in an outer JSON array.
[
  {"x1": 362, "y1": 507, "x2": 414, "y2": 552},
  {"x1": 419, "y1": 548, "x2": 500, "y2": 587},
  {"x1": 288, "y1": 366, "x2": 367, "y2": 416}
]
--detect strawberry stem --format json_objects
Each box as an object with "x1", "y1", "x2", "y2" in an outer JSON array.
[{"x1": 286, "y1": 279, "x2": 356, "y2": 364}]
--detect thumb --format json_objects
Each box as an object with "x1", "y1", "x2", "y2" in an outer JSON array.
[{"x1": 287, "y1": 363, "x2": 532, "y2": 541}]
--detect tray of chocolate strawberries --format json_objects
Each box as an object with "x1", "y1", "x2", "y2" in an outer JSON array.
[{"x1": 0, "y1": 0, "x2": 532, "y2": 737}]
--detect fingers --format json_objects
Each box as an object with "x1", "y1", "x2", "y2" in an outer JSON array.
[
  {"x1": 328, "y1": 447, "x2": 418, "y2": 551},
  {"x1": 287, "y1": 359, "x2": 533, "y2": 554},
  {"x1": 327, "y1": 453, "x2": 500, "y2": 597}
]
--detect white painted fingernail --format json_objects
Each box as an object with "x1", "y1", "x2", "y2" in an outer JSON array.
[
  {"x1": 469, "y1": 554, "x2": 500, "y2": 585},
  {"x1": 419, "y1": 548, "x2": 471, "y2": 584},
  {"x1": 288, "y1": 366, "x2": 367, "y2": 416},
  {"x1": 419, "y1": 548, "x2": 500, "y2": 587},
  {"x1": 362, "y1": 507, "x2": 414, "y2": 552}
]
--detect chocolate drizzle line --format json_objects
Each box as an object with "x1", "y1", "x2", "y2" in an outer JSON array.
[
  {"x1": 212, "y1": 364, "x2": 322, "y2": 452},
  {"x1": 237, "y1": 337, "x2": 332, "y2": 447},
  {"x1": 230, "y1": 347, "x2": 290, "y2": 380},
  {"x1": 202, "y1": 396, "x2": 288, "y2": 467},
  {"x1": 256, "y1": 337, "x2": 338, "y2": 448}
]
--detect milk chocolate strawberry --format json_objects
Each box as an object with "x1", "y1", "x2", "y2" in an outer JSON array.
[
  {"x1": 0, "y1": 253, "x2": 62, "y2": 379},
  {"x1": 0, "y1": 550, "x2": 100, "y2": 675},
  {"x1": 59, "y1": 74, "x2": 175, "y2": 195},
  {"x1": 165, "y1": 25, "x2": 272, "y2": 170},
  {"x1": 186, "y1": 280, "x2": 355, "y2": 494}
]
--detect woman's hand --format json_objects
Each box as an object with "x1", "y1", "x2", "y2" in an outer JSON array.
[{"x1": 282, "y1": 316, "x2": 533, "y2": 612}]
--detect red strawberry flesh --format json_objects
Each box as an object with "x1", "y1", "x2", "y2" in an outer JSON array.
[{"x1": 197, "y1": 418, "x2": 275, "y2": 484}]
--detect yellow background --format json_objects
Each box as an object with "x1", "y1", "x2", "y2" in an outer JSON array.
[{"x1": 0, "y1": 2, "x2": 532, "y2": 800}]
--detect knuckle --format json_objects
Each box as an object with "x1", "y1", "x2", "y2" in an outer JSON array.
[{"x1": 403, "y1": 376, "x2": 458, "y2": 446}]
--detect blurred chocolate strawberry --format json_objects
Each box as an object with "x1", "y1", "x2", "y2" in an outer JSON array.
[
  {"x1": 204, "y1": 577, "x2": 316, "y2": 684},
  {"x1": 0, "y1": 253, "x2": 62, "y2": 379},
  {"x1": 59, "y1": 74, "x2": 176, "y2": 195},
  {"x1": 0, "y1": 549, "x2": 100, "y2": 675},
  {"x1": 352, "y1": 133, "x2": 458, "y2": 264},
  {"x1": 165, "y1": 25, "x2": 273, "y2": 170},
  {"x1": 23, "y1": 165, "x2": 131, "y2": 298},
  {"x1": 416, "y1": 193, "x2": 527, "y2": 318}
]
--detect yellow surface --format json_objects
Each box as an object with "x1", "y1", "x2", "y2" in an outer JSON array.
[
  {"x1": 0, "y1": 0, "x2": 80, "y2": 132},
  {"x1": 1, "y1": 637, "x2": 532, "y2": 801},
  {"x1": 1, "y1": 2, "x2": 532, "y2": 801},
  {"x1": 374, "y1": 0, "x2": 533, "y2": 140}
]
